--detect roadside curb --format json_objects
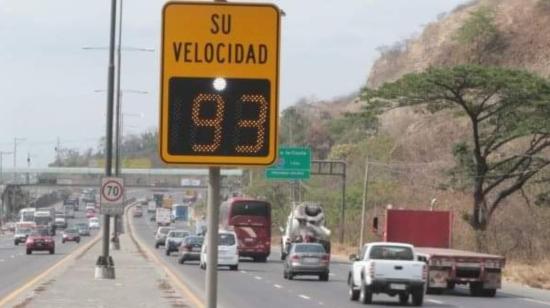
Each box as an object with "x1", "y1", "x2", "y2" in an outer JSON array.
[
  {"x1": 0, "y1": 232, "x2": 101, "y2": 307},
  {"x1": 126, "y1": 203, "x2": 205, "y2": 308}
]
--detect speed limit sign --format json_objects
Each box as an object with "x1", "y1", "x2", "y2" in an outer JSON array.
[{"x1": 100, "y1": 177, "x2": 125, "y2": 215}]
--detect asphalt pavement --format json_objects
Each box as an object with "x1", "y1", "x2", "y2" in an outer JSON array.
[
  {"x1": 0, "y1": 203, "x2": 99, "y2": 300},
  {"x1": 130, "y1": 207, "x2": 550, "y2": 308}
]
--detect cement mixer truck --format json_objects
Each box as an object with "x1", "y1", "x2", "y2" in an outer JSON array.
[{"x1": 280, "y1": 201, "x2": 331, "y2": 260}]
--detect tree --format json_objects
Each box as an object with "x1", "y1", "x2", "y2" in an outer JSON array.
[
  {"x1": 363, "y1": 65, "x2": 550, "y2": 235},
  {"x1": 453, "y1": 6, "x2": 504, "y2": 64},
  {"x1": 279, "y1": 106, "x2": 309, "y2": 146}
]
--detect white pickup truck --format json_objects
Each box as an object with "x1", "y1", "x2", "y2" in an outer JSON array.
[{"x1": 348, "y1": 242, "x2": 426, "y2": 306}]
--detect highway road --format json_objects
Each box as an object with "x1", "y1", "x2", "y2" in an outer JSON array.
[
  {"x1": 130, "y1": 206, "x2": 550, "y2": 308},
  {"x1": 0, "y1": 203, "x2": 99, "y2": 299}
]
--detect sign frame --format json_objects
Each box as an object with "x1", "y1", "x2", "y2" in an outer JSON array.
[
  {"x1": 100, "y1": 177, "x2": 125, "y2": 216},
  {"x1": 159, "y1": 1, "x2": 281, "y2": 166}
]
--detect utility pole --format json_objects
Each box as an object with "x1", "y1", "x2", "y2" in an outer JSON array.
[
  {"x1": 95, "y1": 0, "x2": 117, "y2": 280},
  {"x1": 13, "y1": 138, "x2": 25, "y2": 183},
  {"x1": 359, "y1": 157, "x2": 369, "y2": 249},
  {"x1": 0, "y1": 152, "x2": 13, "y2": 184}
]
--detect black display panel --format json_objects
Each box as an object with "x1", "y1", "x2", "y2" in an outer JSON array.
[{"x1": 168, "y1": 77, "x2": 271, "y2": 157}]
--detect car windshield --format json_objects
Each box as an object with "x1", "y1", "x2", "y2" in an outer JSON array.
[
  {"x1": 65, "y1": 229, "x2": 78, "y2": 234},
  {"x1": 159, "y1": 228, "x2": 172, "y2": 235},
  {"x1": 33, "y1": 229, "x2": 50, "y2": 236},
  {"x1": 219, "y1": 233, "x2": 235, "y2": 246},
  {"x1": 16, "y1": 228, "x2": 32, "y2": 234},
  {"x1": 169, "y1": 231, "x2": 188, "y2": 238},
  {"x1": 293, "y1": 244, "x2": 326, "y2": 253},
  {"x1": 369, "y1": 246, "x2": 414, "y2": 261},
  {"x1": 185, "y1": 237, "x2": 204, "y2": 245}
]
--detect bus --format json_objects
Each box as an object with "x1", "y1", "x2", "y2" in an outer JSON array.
[
  {"x1": 220, "y1": 197, "x2": 271, "y2": 262},
  {"x1": 19, "y1": 208, "x2": 36, "y2": 223},
  {"x1": 172, "y1": 204, "x2": 189, "y2": 222}
]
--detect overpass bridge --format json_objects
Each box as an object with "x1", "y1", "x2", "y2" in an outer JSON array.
[{"x1": 1, "y1": 167, "x2": 243, "y2": 189}]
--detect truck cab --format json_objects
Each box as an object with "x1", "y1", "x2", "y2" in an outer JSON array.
[{"x1": 348, "y1": 242, "x2": 426, "y2": 306}]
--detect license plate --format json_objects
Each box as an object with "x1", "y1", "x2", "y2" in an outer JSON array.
[
  {"x1": 390, "y1": 284, "x2": 406, "y2": 290},
  {"x1": 303, "y1": 257, "x2": 319, "y2": 264}
]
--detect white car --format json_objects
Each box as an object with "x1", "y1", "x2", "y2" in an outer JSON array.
[
  {"x1": 200, "y1": 230, "x2": 239, "y2": 271},
  {"x1": 88, "y1": 217, "x2": 100, "y2": 229}
]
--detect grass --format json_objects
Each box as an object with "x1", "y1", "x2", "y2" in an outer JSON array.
[{"x1": 504, "y1": 259, "x2": 550, "y2": 289}]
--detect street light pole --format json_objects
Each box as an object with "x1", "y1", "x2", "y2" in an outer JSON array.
[
  {"x1": 112, "y1": 0, "x2": 124, "y2": 251},
  {"x1": 95, "y1": 0, "x2": 117, "y2": 280},
  {"x1": 13, "y1": 138, "x2": 25, "y2": 183}
]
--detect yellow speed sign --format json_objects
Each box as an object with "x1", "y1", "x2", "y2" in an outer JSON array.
[{"x1": 160, "y1": 2, "x2": 280, "y2": 166}]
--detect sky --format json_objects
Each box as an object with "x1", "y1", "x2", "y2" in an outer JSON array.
[{"x1": 0, "y1": 0, "x2": 467, "y2": 167}]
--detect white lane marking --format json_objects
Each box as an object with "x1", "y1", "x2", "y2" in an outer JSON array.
[
  {"x1": 254, "y1": 276, "x2": 262, "y2": 280},
  {"x1": 273, "y1": 284, "x2": 282, "y2": 289},
  {"x1": 10, "y1": 255, "x2": 15, "y2": 258},
  {"x1": 522, "y1": 298, "x2": 550, "y2": 306},
  {"x1": 0, "y1": 259, "x2": 4, "y2": 262},
  {"x1": 318, "y1": 302, "x2": 324, "y2": 306},
  {"x1": 240, "y1": 270, "x2": 247, "y2": 274},
  {"x1": 427, "y1": 299, "x2": 445, "y2": 304},
  {"x1": 329, "y1": 273, "x2": 335, "y2": 277},
  {"x1": 299, "y1": 294, "x2": 311, "y2": 300}
]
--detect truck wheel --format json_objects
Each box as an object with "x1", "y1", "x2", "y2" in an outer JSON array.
[
  {"x1": 481, "y1": 288, "x2": 496, "y2": 297},
  {"x1": 447, "y1": 281, "x2": 456, "y2": 290},
  {"x1": 412, "y1": 290, "x2": 424, "y2": 306},
  {"x1": 319, "y1": 273, "x2": 329, "y2": 281},
  {"x1": 348, "y1": 275, "x2": 359, "y2": 301},
  {"x1": 230, "y1": 265, "x2": 238, "y2": 271},
  {"x1": 399, "y1": 293, "x2": 409, "y2": 304},
  {"x1": 359, "y1": 281, "x2": 373, "y2": 304}
]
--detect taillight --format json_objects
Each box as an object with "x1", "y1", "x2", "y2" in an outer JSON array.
[
  {"x1": 185, "y1": 244, "x2": 193, "y2": 251},
  {"x1": 291, "y1": 255, "x2": 300, "y2": 261},
  {"x1": 369, "y1": 262, "x2": 375, "y2": 277},
  {"x1": 321, "y1": 255, "x2": 330, "y2": 261}
]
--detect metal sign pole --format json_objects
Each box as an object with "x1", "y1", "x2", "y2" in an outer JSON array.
[{"x1": 206, "y1": 167, "x2": 220, "y2": 308}]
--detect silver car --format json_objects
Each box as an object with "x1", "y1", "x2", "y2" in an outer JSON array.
[
  {"x1": 283, "y1": 243, "x2": 330, "y2": 281},
  {"x1": 178, "y1": 235, "x2": 204, "y2": 264},
  {"x1": 155, "y1": 226, "x2": 174, "y2": 249},
  {"x1": 165, "y1": 230, "x2": 190, "y2": 256}
]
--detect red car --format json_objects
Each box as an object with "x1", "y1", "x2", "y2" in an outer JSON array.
[
  {"x1": 26, "y1": 228, "x2": 55, "y2": 254},
  {"x1": 86, "y1": 209, "x2": 96, "y2": 218}
]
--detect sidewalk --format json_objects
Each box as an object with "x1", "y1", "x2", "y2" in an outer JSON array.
[{"x1": 8, "y1": 227, "x2": 192, "y2": 307}]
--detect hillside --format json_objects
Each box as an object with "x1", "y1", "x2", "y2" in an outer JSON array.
[{"x1": 367, "y1": 0, "x2": 550, "y2": 88}]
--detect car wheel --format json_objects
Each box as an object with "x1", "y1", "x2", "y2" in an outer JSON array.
[
  {"x1": 319, "y1": 273, "x2": 329, "y2": 281},
  {"x1": 50, "y1": 249, "x2": 55, "y2": 255},
  {"x1": 348, "y1": 276, "x2": 360, "y2": 301},
  {"x1": 26, "y1": 249, "x2": 31, "y2": 255},
  {"x1": 359, "y1": 280, "x2": 373, "y2": 304},
  {"x1": 178, "y1": 257, "x2": 185, "y2": 264},
  {"x1": 165, "y1": 249, "x2": 170, "y2": 256},
  {"x1": 399, "y1": 293, "x2": 409, "y2": 305},
  {"x1": 288, "y1": 271, "x2": 294, "y2": 280},
  {"x1": 283, "y1": 270, "x2": 288, "y2": 279},
  {"x1": 412, "y1": 289, "x2": 424, "y2": 306},
  {"x1": 62, "y1": 240, "x2": 65, "y2": 244},
  {"x1": 14, "y1": 241, "x2": 18, "y2": 246},
  {"x1": 155, "y1": 243, "x2": 160, "y2": 249},
  {"x1": 230, "y1": 265, "x2": 238, "y2": 271},
  {"x1": 200, "y1": 263, "x2": 206, "y2": 270}
]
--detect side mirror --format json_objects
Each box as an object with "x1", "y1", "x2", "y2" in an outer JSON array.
[{"x1": 349, "y1": 254, "x2": 358, "y2": 262}]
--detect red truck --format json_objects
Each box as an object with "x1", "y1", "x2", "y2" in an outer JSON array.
[{"x1": 379, "y1": 209, "x2": 505, "y2": 297}]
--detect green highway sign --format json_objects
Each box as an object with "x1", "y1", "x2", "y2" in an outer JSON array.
[{"x1": 266, "y1": 147, "x2": 311, "y2": 180}]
